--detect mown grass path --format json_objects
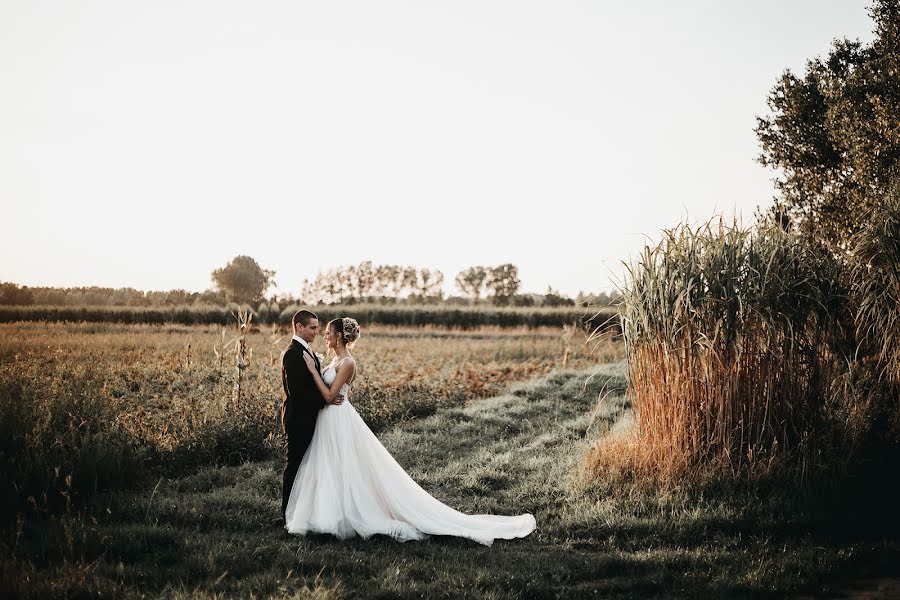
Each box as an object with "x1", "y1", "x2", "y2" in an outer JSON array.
[{"x1": 85, "y1": 364, "x2": 897, "y2": 598}]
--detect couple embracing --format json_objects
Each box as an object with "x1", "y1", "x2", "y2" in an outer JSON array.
[{"x1": 279, "y1": 310, "x2": 536, "y2": 546}]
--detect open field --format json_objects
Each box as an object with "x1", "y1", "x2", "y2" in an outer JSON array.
[
  {"x1": 0, "y1": 320, "x2": 621, "y2": 435},
  {"x1": 3, "y1": 364, "x2": 899, "y2": 598},
  {"x1": 0, "y1": 322, "x2": 624, "y2": 518}
]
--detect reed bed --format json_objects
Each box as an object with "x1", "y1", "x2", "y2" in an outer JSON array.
[
  {"x1": 589, "y1": 219, "x2": 846, "y2": 482},
  {"x1": 851, "y1": 191, "x2": 900, "y2": 385}
]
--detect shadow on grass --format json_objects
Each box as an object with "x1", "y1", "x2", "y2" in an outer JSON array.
[{"x1": 4, "y1": 363, "x2": 899, "y2": 599}]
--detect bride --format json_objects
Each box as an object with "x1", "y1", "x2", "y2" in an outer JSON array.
[{"x1": 283, "y1": 317, "x2": 536, "y2": 546}]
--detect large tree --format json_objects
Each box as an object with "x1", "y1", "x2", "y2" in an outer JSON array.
[
  {"x1": 211, "y1": 255, "x2": 275, "y2": 305},
  {"x1": 485, "y1": 264, "x2": 521, "y2": 305},
  {"x1": 454, "y1": 266, "x2": 488, "y2": 302},
  {"x1": 755, "y1": 0, "x2": 900, "y2": 251}
]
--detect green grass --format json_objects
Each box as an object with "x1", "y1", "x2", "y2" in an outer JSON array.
[{"x1": 4, "y1": 364, "x2": 899, "y2": 598}]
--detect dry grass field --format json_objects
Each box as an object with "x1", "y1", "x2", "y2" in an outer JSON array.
[
  {"x1": 3, "y1": 360, "x2": 898, "y2": 598},
  {"x1": 0, "y1": 320, "x2": 621, "y2": 436},
  {"x1": 1, "y1": 314, "x2": 897, "y2": 599},
  {"x1": 0, "y1": 321, "x2": 624, "y2": 516}
]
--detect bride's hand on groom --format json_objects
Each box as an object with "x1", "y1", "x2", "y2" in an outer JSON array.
[{"x1": 302, "y1": 353, "x2": 316, "y2": 372}]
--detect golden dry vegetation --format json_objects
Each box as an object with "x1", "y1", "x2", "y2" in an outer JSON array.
[
  {"x1": 2, "y1": 321, "x2": 620, "y2": 423},
  {"x1": 0, "y1": 321, "x2": 623, "y2": 500}
]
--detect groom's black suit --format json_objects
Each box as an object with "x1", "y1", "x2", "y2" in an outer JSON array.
[{"x1": 281, "y1": 338, "x2": 327, "y2": 520}]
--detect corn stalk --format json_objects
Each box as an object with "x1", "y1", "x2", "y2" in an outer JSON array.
[{"x1": 231, "y1": 307, "x2": 253, "y2": 413}]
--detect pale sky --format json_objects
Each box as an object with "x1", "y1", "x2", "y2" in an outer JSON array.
[{"x1": 0, "y1": 1, "x2": 876, "y2": 298}]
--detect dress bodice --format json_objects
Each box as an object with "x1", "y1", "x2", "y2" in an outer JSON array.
[{"x1": 323, "y1": 365, "x2": 351, "y2": 398}]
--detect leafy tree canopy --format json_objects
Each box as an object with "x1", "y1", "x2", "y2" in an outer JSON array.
[
  {"x1": 756, "y1": 0, "x2": 900, "y2": 251},
  {"x1": 211, "y1": 255, "x2": 275, "y2": 306}
]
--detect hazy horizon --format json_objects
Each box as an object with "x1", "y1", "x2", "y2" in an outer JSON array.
[{"x1": 0, "y1": 1, "x2": 876, "y2": 297}]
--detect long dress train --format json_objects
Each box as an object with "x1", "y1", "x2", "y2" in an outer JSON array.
[{"x1": 284, "y1": 366, "x2": 536, "y2": 546}]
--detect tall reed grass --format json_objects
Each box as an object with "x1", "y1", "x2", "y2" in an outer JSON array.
[
  {"x1": 844, "y1": 189, "x2": 900, "y2": 451},
  {"x1": 851, "y1": 189, "x2": 900, "y2": 385},
  {"x1": 589, "y1": 218, "x2": 847, "y2": 482}
]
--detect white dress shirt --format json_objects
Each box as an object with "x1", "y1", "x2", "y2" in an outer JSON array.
[{"x1": 292, "y1": 334, "x2": 311, "y2": 352}]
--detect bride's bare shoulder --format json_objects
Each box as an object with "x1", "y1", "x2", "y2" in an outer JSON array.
[{"x1": 335, "y1": 355, "x2": 357, "y2": 370}]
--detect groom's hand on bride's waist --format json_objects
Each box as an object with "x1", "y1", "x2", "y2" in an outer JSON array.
[{"x1": 329, "y1": 394, "x2": 345, "y2": 405}]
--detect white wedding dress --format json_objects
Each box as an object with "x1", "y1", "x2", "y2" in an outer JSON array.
[{"x1": 284, "y1": 364, "x2": 536, "y2": 546}]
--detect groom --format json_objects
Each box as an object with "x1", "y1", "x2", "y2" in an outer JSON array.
[{"x1": 280, "y1": 309, "x2": 343, "y2": 523}]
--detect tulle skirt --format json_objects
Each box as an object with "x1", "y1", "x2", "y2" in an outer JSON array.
[{"x1": 284, "y1": 401, "x2": 536, "y2": 546}]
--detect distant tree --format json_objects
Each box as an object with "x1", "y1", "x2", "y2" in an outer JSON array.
[
  {"x1": 356, "y1": 261, "x2": 376, "y2": 299},
  {"x1": 444, "y1": 294, "x2": 470, "y2": 306},
  {"x1": 30, "y1": 287, "x2": 67, "y2": 305},
  {"x1": 485, "y1": 264, "x2": 521, "y2": 305},
  {"x1": 755, "y1": 0, "x2": 900, "y2": 251},
  {"x1": 298, "y1": 278, "x2": 313, "y2": 304},
  {"x1": 577, "y1": 290, "x2": 622, "y2": 307},
  {"x1": 401, "y1": 267, "x2": 419, "y2": 297},
  {"x1": 300, "y1": 263, "x2": 445, "y2": 304},
  {"x1": 108, "y1": 287, "x2": 147, "y2": 306},
  {"x1": 418, "y1": 268, "x2": 444, "y2": 301},
  {"x1": 165, "y1": 289, "x2": 197, "y2": 305},
  {"x1": 0, "y1": 282, "x2": 33, "y2": 305},
  {"x1": 0, "y1": 284, "x2": 216, "y2": 307},
  {"x1": 211, "y1": 256, "x2": 275, "y2": 305},
  {"x1": 198, "y1": 289, "x2": 228, "y2": 305},
  {"x1": 543, "y1": 287, "x2": 574, "y2": 307},
  {"x1": 73, "y1": 287, "x2": 109, "y2": 306},
  {"x1": 509, "y1": 294, "x2": 536, "y2": 307},
  {"x1": 375, "y1": 265, "x2": 400, "y2": 299},
  {"x1": 145, "y1": 289, "x2": 198, "y2": 306},
  {"x1": 454, "y1": 267, "x2": 488, "y2": 302}
]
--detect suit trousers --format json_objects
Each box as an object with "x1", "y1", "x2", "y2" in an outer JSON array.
[{"x1": 282, "y1": 422, "x2": 316, "y2": 519}]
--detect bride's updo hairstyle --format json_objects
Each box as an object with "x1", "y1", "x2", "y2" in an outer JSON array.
[{"x1": 328, "y1": 317, "x2": 361, "y2": 348}]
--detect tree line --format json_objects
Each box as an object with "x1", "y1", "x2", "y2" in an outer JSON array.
[
  {"x1": 2, "y1": 259, "x2": 618, "y2": 309},
  {"x1": 297, "y1": 261, "x2": 537, "y2": 306},
  {"x1": 0, "y1": 283, "x2": 228, "y2": 308}
]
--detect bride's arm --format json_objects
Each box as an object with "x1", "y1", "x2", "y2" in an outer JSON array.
[{"x1": 303, "y1": 354, "x2": 355, "y2": 404}]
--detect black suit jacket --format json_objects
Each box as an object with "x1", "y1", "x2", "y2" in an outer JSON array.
[{"x1": 281, "y1": 339, "x2": 327, "y2": 432}]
